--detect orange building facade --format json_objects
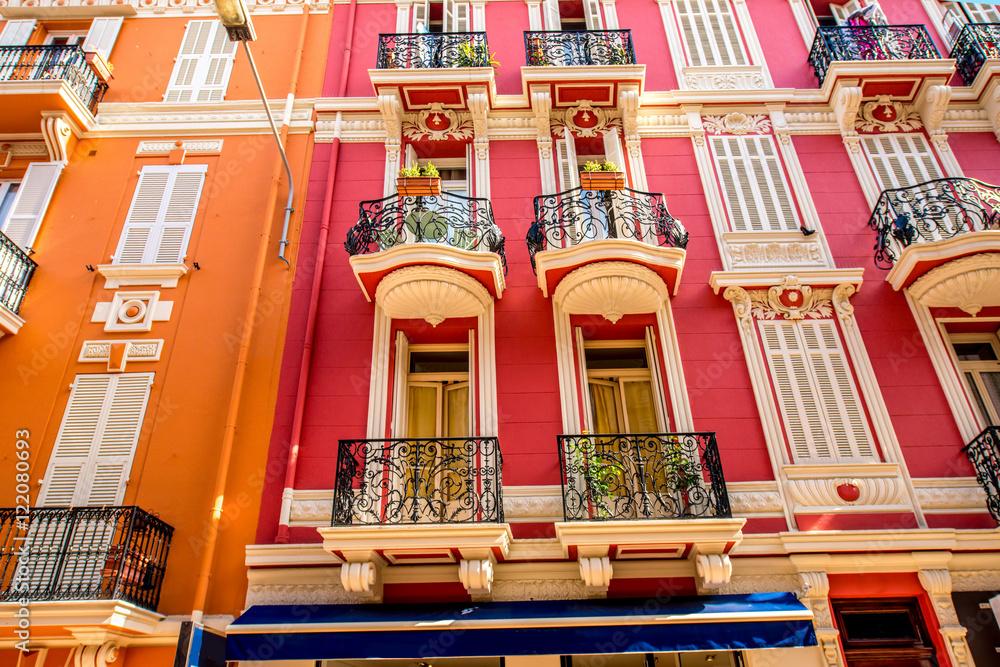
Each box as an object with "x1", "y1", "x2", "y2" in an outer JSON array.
[{"x1": 0, "y1": 0, "x2": 329, "y2": 664}]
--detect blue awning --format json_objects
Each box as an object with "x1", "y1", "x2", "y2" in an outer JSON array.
[{"x1": 227, "y1": 593, "x2": 817, "y2": 661}]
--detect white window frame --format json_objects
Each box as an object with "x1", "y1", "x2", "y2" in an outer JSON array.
[
  {"x1": 163, "y1": 20, "x2": 238, "y2": 103},
  {"x1": 861, "y1": 134, "x2": 945, "y2": 192},
  {"x1": 0, "y1": 180, "x2": 20, "y2": 230},
  {"x1": 710, "y1": 134, "x2": 801, "y2": 233}
]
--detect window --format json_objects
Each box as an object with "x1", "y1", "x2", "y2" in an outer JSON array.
[
  {"x1": 164, "y1": 20, "x2": 237, "y2": 103},
  {"x1": 759, "y1": 320, "x2": 877, "y2": 463},
  {"x1": 943, "y1": 2, "x2": 1000, "y2": 39},
  {"x1": 0, "y1": 19, "x2": 37, "y2": 45},
  {"x1": 411, "y1": 0, "x2": 470, "y2": 33},
  {"x1": 949, "y1": 332, "x2": 1000, "y2": 426},
  {"x1": 0, "y1": 162, "x2": 62, "y2": 251},
  {"x1": 711, "y1": 135, "x2": 799, "y2": 233},
  {"x1": 0, "y1": 18, "x2": 121, "y2": 57},
  {"x1": 674, "y1": 0, "x2": 747, "y2": 67},
  {"x1": 584, "y1": 342, "x2": 662, "y2": 434},
  {"x1": 832, "y1": 598, "x2": 938, "y2": 665},
  {"x1": 862, "y1": 134, "x2": 943, "y2": 191},
  {"x1": 39, "y1": 373, "x2": 153, "y2": 507},
  {"x1": 113, "y1": 164, "x2": 206, "y2": 265}
]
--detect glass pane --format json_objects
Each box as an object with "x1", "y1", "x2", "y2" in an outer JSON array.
[
  {"x1": 407, "y1": 385, "x2": 438, "y2": 438},
  {"x1": 589, "y1": 381, "x2": 622, "y2": 434},
  {"x1": 0, "y1": 184, "x2": 19, "y2": 226},
  {"x1": 409, "y1": 350, "x2": 469, "y2": 373},
  {"x1": 953, "y1": 342, "x2": 998, "y2": 361},
  {"x1": 981, "y1": 372, "x2": 1000, "y2": 426},
  {"x1": 585, "y1": 347, "x2": 648, "y2": 369},
  {"x1": 445, "y1": 384, "x2": 469, "y2": 437},
  {"x1": 623, "y1": 381, "x2": 657, "y2": 434}
]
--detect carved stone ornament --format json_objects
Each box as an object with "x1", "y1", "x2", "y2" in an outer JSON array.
[
  {"x1": 747, "y1": 276, "x2": 833, "y2": 320},
  {"x1": 459, "y1": 558, "x2": 494, "y2": 595},
  {"x1": 402, "y1": 103, "x2": 474, "y2": 141},
  {"x1": 75, "y1": 642, "x2": 119, "y2": 667},
  {"x1": 554, "y1": 262, "x2": 667, "y2": 323},
  {"x1": 694, "y1": 553, "x2": 732, "y2": 589},
  {"x1": 728, "y1": 241, "x2": 824, "y2": 268},
  {"x1": 551, "y1": 100, "x2": 621, "y2": 138},
  {"x1": 375, "y1": 266, "x2": 491, "y2": 326},
  {"x1": 491, "y1": 578, "x2": 588, "y2": 601},
  {"x1": 579, "y1": 556, "x2": 612, "y2": 590},
  {"x1": 855, "y1": 96, "x2": 923, "y2": 133},
  {"x1": 703, "y1": 113, "x2": 772, "y2": 136},
  {"x1": 908, "y1": 254, "x2": 1000, "y2": 316}
]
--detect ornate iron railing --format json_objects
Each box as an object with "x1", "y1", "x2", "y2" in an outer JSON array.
[
  {"x1": 0, "y1": 231, "x2": 36, "y2": 315},
  {"x1": 962, "y1": 426, "x2": 999, "y2": 523},
  {"x1": 527, "y1": 186, "x2": 688, "y2": 270},
  {"x1": 951, "y1": 23, "x2": 1000, "y2": 86},
  {"x1": 524, "y1": 30, "x2": 636, "y2": 66},
  {"x1": 0, "y1": 506, "x2": 173, "y2": 611},
  {"x1": 377, "y1": 32, "x2": 490, "y2": 69},
  {"x1": 557, "y1": 433, "x2": 731, "y2": 521},
  {"x1": 333, "y1": 437, "x2": 503, "y2": 525},
  {"x1": 808, "y1": 26, "x2": 940, "y2": 84},
  {"x1": 346, "y1": 191, "x2": 507, "y2": 272},
  {"x1": 0, "y1": 45, "x2": 108, "y2": 112},
  {"x1": 867, "y1": 177, "x2": 1000, "y2": 268}
]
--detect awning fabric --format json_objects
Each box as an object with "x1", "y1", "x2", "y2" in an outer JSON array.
[{"x1": 227, "y1": 593, "x2": 817, "y2": 661}]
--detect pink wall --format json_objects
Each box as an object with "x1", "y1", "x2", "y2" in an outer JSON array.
[
  {"x1": 950, "y1": 132, "x2": 1000, "y2": 185},
  {"x1": 748, "y1": 0, "x2": 817, "y2": 90},
  {"x1": 486, "y1": 2, "x2": 530, "y2": 96},
  {"x1": 627, "y1": 0, "x2": 678, "y2": 92},
  {"x1": 322, "y1": 3, "x2": 398, "y2": 98}
]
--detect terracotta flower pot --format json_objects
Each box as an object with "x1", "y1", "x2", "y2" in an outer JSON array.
[
  {"x1": 84, "y1": 51, "x2": 114, "y2": 83},
  {"x1": 581, "y1": 171, "x2": 625, "y2": 191},
  {"x1": 397, "y1": 177, "x2": 442, "y2": 197}
]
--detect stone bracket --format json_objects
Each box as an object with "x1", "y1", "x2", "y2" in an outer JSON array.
[
  {"x1": 579, "y1": 555, "x2": 613, "y2": 593},
  {"x1": 458, "y1": 557, "x2": 495, "y2": 596},
  {"x1": 692, "y1": 553, "x2": 732, "y2": 590}
]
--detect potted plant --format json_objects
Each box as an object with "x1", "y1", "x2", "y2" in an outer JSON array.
[
  {"x1": 102, "y1": 544, "x2": 149, "y2": 587},
  {"x1": 568, "y1": 434, "x2": 622, "y2": 519},
  {"x1": 663, "y1": 441, "x2": 703, "y2": 516},
  {"x1": 84, "y1": 51, "x2": 114, "y2": 83},
  {"x1": 456, "y1": 41, "x2": 499, "y2": 68},
  {"x1": 580, "y1": 160, "x2": 625, "y2": 191},
  {"x1": 396, "y1": 162, "x2": 441, "y2": 197}
]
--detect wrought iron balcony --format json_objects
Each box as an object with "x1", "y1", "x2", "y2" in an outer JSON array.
[
  {"x1": 0, "y1": 506, "x2": 173, "y2": 612},
  {"x1": 808, "y1": 25, "x2": 940, "y2": 84},
  {"x1": 951, "y1": 23, "x2": 1000, "y2": 85},
  {"x1": 557, "y1": 432, "x2": 731, "y2": 521},
  {"x1": 0, "y1": 45, "x2": 108, "y2": 113},
  {"x1": 0, "y1": 231, "x2": 36, "y2": 315},
  {"x1": 527, "y1": 186, "x2": 688, "y2": 270},
  {"x1": 346, "y1": 191, "x2": 507, "y2": 272},
  {"x1": 962, "y1": 426, "x2": 999, "y2": 523},
  {"x1": 867, "y1": 177, "x2": 1000, "y2": 268},
  {"x1": 524, "y1": 30, "x2": 636, "y2": 66},
  {"x1": 333, "y1": 437, "x2": 504, "y2": 525},
  {"x1": 377, "y1": 32, "x2": 490, "y2": 69}
]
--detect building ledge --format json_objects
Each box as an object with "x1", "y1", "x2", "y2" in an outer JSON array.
[
  {"x1": 0, "y1": 303, "x2": 25, "y2": 336},
  {"x1": 886, "y1": 231, "x2": 1000, "y2": 291},
  {"x1": 0, "y1": 600, "x2": 163, "y2": 636},
  {"x1": 816, "y1": 59, "x2": 955, "y2": 105},
  {"x1": 349, "y1": 244, "x2": 505, "y2": 303},
  {"x1": 555, "y1": 518, "x2": 746, "y2": 560},
  {"x1": 710, "y1": 267, "x2": 865, "y2": 293},
  {"x1": 318, "y1": 523, "x2": 512, "y2": 565},
  {"x1": 368, "y1": 66, "x2": 497, "y2": 111},
  {"x1": 0, "y1": 80, "x2": 97, "y2": 133},
  {"x1": 535, "y1": 241, "x2": 685, "y2": 298},
  {"x1": 95, "y1": 263, "x2": 188, "y2": 289}
]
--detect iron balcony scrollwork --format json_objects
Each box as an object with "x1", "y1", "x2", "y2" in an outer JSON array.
[
  {"x1": 0, "y1": 45, "x2": 108, "y2": 112},
  {"x1": 0, "y1": 506, "x2": 173, "y2": 612},
  {"x1": 524, "y1": 30, "x2": 636, "y2": 66},
  {"x1": 0, "y1": 231, "x2": 36, "y2": 315},
  {"x1": 346, "y1": 191, "x2": 507, "y2": 273},
  {"x1": 962, "y1": 426, "x2": 999, "y2": 523},
  {"x1": 377, "y1": 32, "x2": 490, "y2": 69},
  {"x1": 557, "y1": 432, "x2": 732, "y2": 522},
  {"x1": 333, "y1": 437, "x2": 504, "y2": 525},
  {"x1": 808, "y1": 25, "x2": 940, "y2": 84},
  {"x1": 527, "y1": 186, "x2": 688, "y2": 270},
  {"x1": 950, "y1": 23, "x2": 1000, "y2": 86},
  {"x1": 867, "y1": 177, "x2": 1000, "y2": 268}
]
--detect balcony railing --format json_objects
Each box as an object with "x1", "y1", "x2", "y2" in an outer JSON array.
[
  {"x1": 867, "y1": 177, "x2": 1000, "y2": 268},
  {"x1": 346, "y1": 191, "x2": 507, "y2": 272},
  {"x1": 0, "y1": 45, "x2": 108, "y2": 113},
  {"x1": 557, "y1": 432, "x2": 731, "y2": 522},
  {"x1": 951, "y1": 23, "x2": 1000, "y2": 86},
  {"x1": 524, "y1": 30, "x2": 636, "y2": 66},
  {"x1": 0, "y1": 231, "x2": 36, "y2": 315},
  {"x1": 527, "y1": 186, "x2": 688, "y2": 270},
  {"x1": 333, "y1": 437, "x2": 504, "y2": 525},
  {"x1": 0, "y1": 506, "x2": 173, "y2": 612},
  {"x1": 377, "y1": 32, "x2": 490, "y2": 69},
  {"x1": 808, "y1": 25, "x2": 940, "y2": 84},
  {"x1": 962, "y1": 426, "x2": 999, "y2": 523}
]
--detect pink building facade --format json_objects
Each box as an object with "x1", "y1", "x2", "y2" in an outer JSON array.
[{"x1": 232, "y1": 0, "x2": 1000, "y2": 665}]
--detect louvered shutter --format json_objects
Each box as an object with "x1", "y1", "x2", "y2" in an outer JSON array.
[
  {"x1": 38, "y1": 373, "x2": 152, "y2": 507},
  {"x1": 0, "y1": 20, "x2": 36, "y2": 46},
  {"x1": 82, "y1": 17, "x2": 123, "y2": 60},
  {"x1": 1, "y1": 161, "x2": 62, "y2": 251},
  {"x1": 644, "y1": 327, "x2": 669, "y2": 431},
  {"x1": 543, "y1": 0, "x2": 561, "y2": 30},
  {"x1": 114, "y1": 165, "x2": 206, "y2": 265},
  {"x1": 164, "y1": 21, "x2": 236, "y2": 103},
  {"x1": 584, "y1": 0, "x2": 603, "y2": 29},
  {"x1": 712, "y1": 136, "x2": 798, "y2": 233},
  {"x1": 453, "y1": 2, "x2": 471, "y2": 32},
  {"x1": 862, "y1": 134, "x2": 943, "y2": 190},
  {"x1": 602, "y1": 128, "x2": 627, "y2": 183},
  {"x1": 555, "y1": 130, "x2": 579, "y2": 192},
  {"x1": 412, "y1": 0, "x2": 429, "y2": 31},
  {"x1": 391, "y1": 331, "x2": 410, "y2": 438},
  {"x1": 675, "y1": 0, "x2": 747, "y2": 67},
  {"x1": 830, "y1": 1, "x2": 865, "y2": 24},
  {"x1": 961, "y1": 2, "x2": 1000, "y2": 23}
]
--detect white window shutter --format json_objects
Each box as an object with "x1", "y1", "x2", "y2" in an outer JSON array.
[
  {"x1": 1, "y1": 161, "x2": 62, "y2": 251},
  {"x1": 164, "y1": 20, "x2": 236, "y2": 103},
  {"x1": 82, "y1": 17, "x2": 123, "y2": 60},
  {"x1": 676, "y1": 0, "x2": 747, "y2": 67},
  {"x1": 468, "y1": 329, "x2": 477, "y2": 434},
  {"x1": 747, "y1": 136, "x2": 798, "y2": 232},
  {"x1": 863, "y1": 135, "x2": 943, "y2": 190},
  {"x1": 84, "y1": 374, "x2": 153, "y2": 505},
  {"x1": 712, "y1": 136, "x2": 798, "y2": 233},
  {"x1": 602, "y1": 127, "x2": 627, "y2": 185},
  {"x1": 575, "y1": 327, "x2": 593, "y2": 431},
  {"x1": 0, "y1": 20, "x2": 36, "y2": 46},
  {"x1": 584, "y1": 0, "x2": 603, "y2": 30},
  {"x1": 115, "y1": 165, "x2": 206, "y2": 265},
  {"x1": 555, "y1": 130, "x2": 579, "y2": 192},
  {"x1": 543, "y1": 0, "x2": 561, "y2": 30},
  {"x1": 830, "y1": 0, "x2": 865, "y2": 24},
  {"x1": 453, "y1": 2, "x2": 471, "y2": 32},
  {"x1": 391, "y1": 331, "x2": 410, "y2": 438},
  {"x1": 963, "y1": 2, "x2": 1000, "y2": 23},
  {"x1": 412, "y1": 0, "x2": 430, "y2": 31},
  {"x1": 644, "y1": 326, "x2": 669, "y2": 431}
]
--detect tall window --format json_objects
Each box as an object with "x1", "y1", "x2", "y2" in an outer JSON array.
[
  {"x1": 711, "y1": 135, "x2": 799, "y2": 233},
  {"x1": 585, "y1": 343, "x2": 662, "y2": 434},
  {"x1": 948, "y1": 332, "x2": 1000, "y2": 426},
  {"x1": 0, "y1": 162, "x2": 62, "y2": 250},
  {"x1": 406, "y1": 346, "x2": 471, "y2": 439},
  {"x1": 674, "y1": 0, "x2": 748, "y2": 67},
  {"x1": 411, "y1": 0, "x2": 470, "y2": 32},
  {"x1": 0, "y1": 181, "x2": 19, "y2": 229},
  {"x1": 943, "y1": 1, "x2": 1000, "y2": 39},
  {"x1": 164, "y1": 20, "x2": 237, "y2": 103},
  {"x1": 862, "y1": 134, "x2": 943, "y2": 191}
]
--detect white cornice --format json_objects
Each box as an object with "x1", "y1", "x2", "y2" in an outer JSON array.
[
  {"x1": 536, "y1": 242, "x2": 686, "y2": 298},
  {"x1": 709, "y1": 268, "x2": 865, "y2": 294},
  {"x1": 0, "y1": 304, "x2": 26, "y2": 337},
  {"x1": 886, "y1": 231, "x2": 1000, "y2": 291},
  {"x1": 91, "y1": 100, "x2": 315, "y2": 137},
  {"x1": 0, "y1": 0, "x2": 328, "y2": 17}
]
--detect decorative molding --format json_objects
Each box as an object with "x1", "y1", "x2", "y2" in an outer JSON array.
[
  {"x1": 703, "y1": 113, "x2": 771, "y2": 136},
  {"x1": 289, "y1": 489, "x2": 333, "y2": 524},
  {"x1": 551, "y1": 100, "x2": 620, "y2": 138},
  {"x1": 832, "y1": 283, "x2": 856, "y2": 328},
  {"x1": 1, "y1": 142, "x2": 48, "y2": 157},
  {"x1": 95, "y1": 263, "x2": 188, "y2": 289},
  {"x1": 796, "y1": 570, "x2": 844, "y2": 666},
  {"x1": 377, "y1": 94, "x2": 403, "y2": 144},
  {"x1": 728, "y1": 240, "x2": 825, "y2": 268},
  {"x1": 918, "y1": 568, "x2": 974, "y2": 667},
  {"x1": 723, "y1": 285, "x2": 754, "y2": 336},
  {"x1": 747, "y1": 276, "x2": 833, "y2": 321},
  {"x1": 681, "y1": 65, "x2": 766, "y2": 91},
  {"x1": 579, "y1": 556, "x2": 612, "y2": 592},
  {"x1": 783, "y1": 463, "x2": 912, "y2": 513},
  {"x1": 912, "y1": 478, "x2": 989, "y2": 511},
  {"x1": 91, "y1": 291, "x2": 172, "y2": 333},
  {"x1": 137, "y1": 139, "x2": 223, "y2": 155},
  {"x1": 374, "y1": 265, "x2": 492, "y2": 326},
  {"x1": 553, "y1": 261, "x2": 668, "y2": 323},
  {"x1": 503, "y1": 485, "x2": 563, "y2": 521},
  {"x1": 908, "y1": 253, "x2": 1000, "y2": 316},
  {"x1": 41, "y1": 113, "x2": 74, "y2": 163},
  {"x1": 79, "y1": 339, "x2": 163, "y2": 366},
  {"x1": 950, "y1": 570, "x2": 1000, "y2": 591},
  {"x1": 74, "y1": 642, "x2": 119, "y2": 667},
  {"x1": 246, "y1": 583, "x2": 365, "y2": 606},
  {"x1": 491, "y1": 578, "x2": 588, "y2": 601},
  {"x1": 855, "y1": 96, "x2": 924, "y2": 133},
  {"x1": 833, "y1": 85, "x2": 862, "y2": 144},
  {"x1": 694, "y1": 553, "x2": 732, "y2": 589},
  {"x1": 918, "y1": 84, "x2": 951, "y2": 138},
  {"x1": 402, "y1": 103, "x2": 473, "y2": 141},
  {"x1": 715, "y1": 573, "x2": 800, "y2": 595},
  {"x1": 341, "y1": 561, "x2": 379, "y2": 597},
  {"x1": 458, "y1": 558, "x2": 494, "y2": 596},
  {"x1": 728, "y1": 483, "x2": 783, "y2": 515},
  {"x1": 94, "y1": 102, "x2": 314, "y2": 136}
]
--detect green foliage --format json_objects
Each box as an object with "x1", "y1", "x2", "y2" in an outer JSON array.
[
  {"x1": 397, "y1": 162, "x2": 440, "y2": 178},
  {"x1": 421, "y1": 162, "x2": 439, "y2": 178},
  {"x1": 568, "y1": 434, "x2": 620, "y2": 518},
  {"x1": 397, "y1": 165, "x2": 421, "y2": 178},
  {"x1": 457, "y1": 41, "x2": 500, "y2": 68},
  {"x1": 582, "y1": 159, "x2": 621, "y2": 173}
]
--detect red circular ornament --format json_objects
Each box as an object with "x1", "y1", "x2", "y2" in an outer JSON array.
[
  {"x1": 426, "y1": 114, "x2": 451, "y2": 131},
  {"x1": 837, "y1": 483, "x2": 861, "y2": 503},
  {"x1": 573, "y1": 110, "x2": 599, "y2": 129}
]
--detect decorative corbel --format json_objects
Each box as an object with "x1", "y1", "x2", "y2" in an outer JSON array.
[
  {"x1": 459, "y1": 558, "x2": 495, "y2": 598},
  {"x1": 797, "y1": 571, "x2": 844, "y2": 667},
  {"x1": 619, "y1": 86, "x2": 640, "y2": 145},
  {"x1": 834, "y1": 86, "x2": 862, "y2": 152},
  {"x1": 988, "y1": 82, "x2": 1000, "y2": 145},
  {"x1": 685, "y1": 106, "x2": 705, "y2": 147},
  {"x1": 917, "y1": 568, "x2": 974, "y2": 667},
  {"x1": 339, "y1": 551, "x2": 385, "y2": 600},
  {"x1": 377, "y1": 92, "x2": 403, "y2": 161},
  {"x1": 41, "y1": 113, "x2": 76, "y2": 163},
  {"x1": 832, "y1": 283, "x2": 857, "y2": 330},
  {"x1": 723, "y1": 285, "x2": 753, "y2": 336},
  {"x1": 579, "y1": 556, "x2": 612, "y2": 592},
  {"x1": 532, "y1": 89, "x2": 553, "y2": 158},
  {"x1": 73, "y1": 642, "x2": 119, "y2": 667},
  {"x1": 693, "y1": 552, "x2": 732, "y2": 590},
  {"x1": 468, "y1": 88, "x2": 490, "y2": 160},
  {"x1": 918, "y1": 84, "x2": 952, "y2": 153},
  {"x1": 768, "y1": 106, "x2": 791, "y2": 146}
]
